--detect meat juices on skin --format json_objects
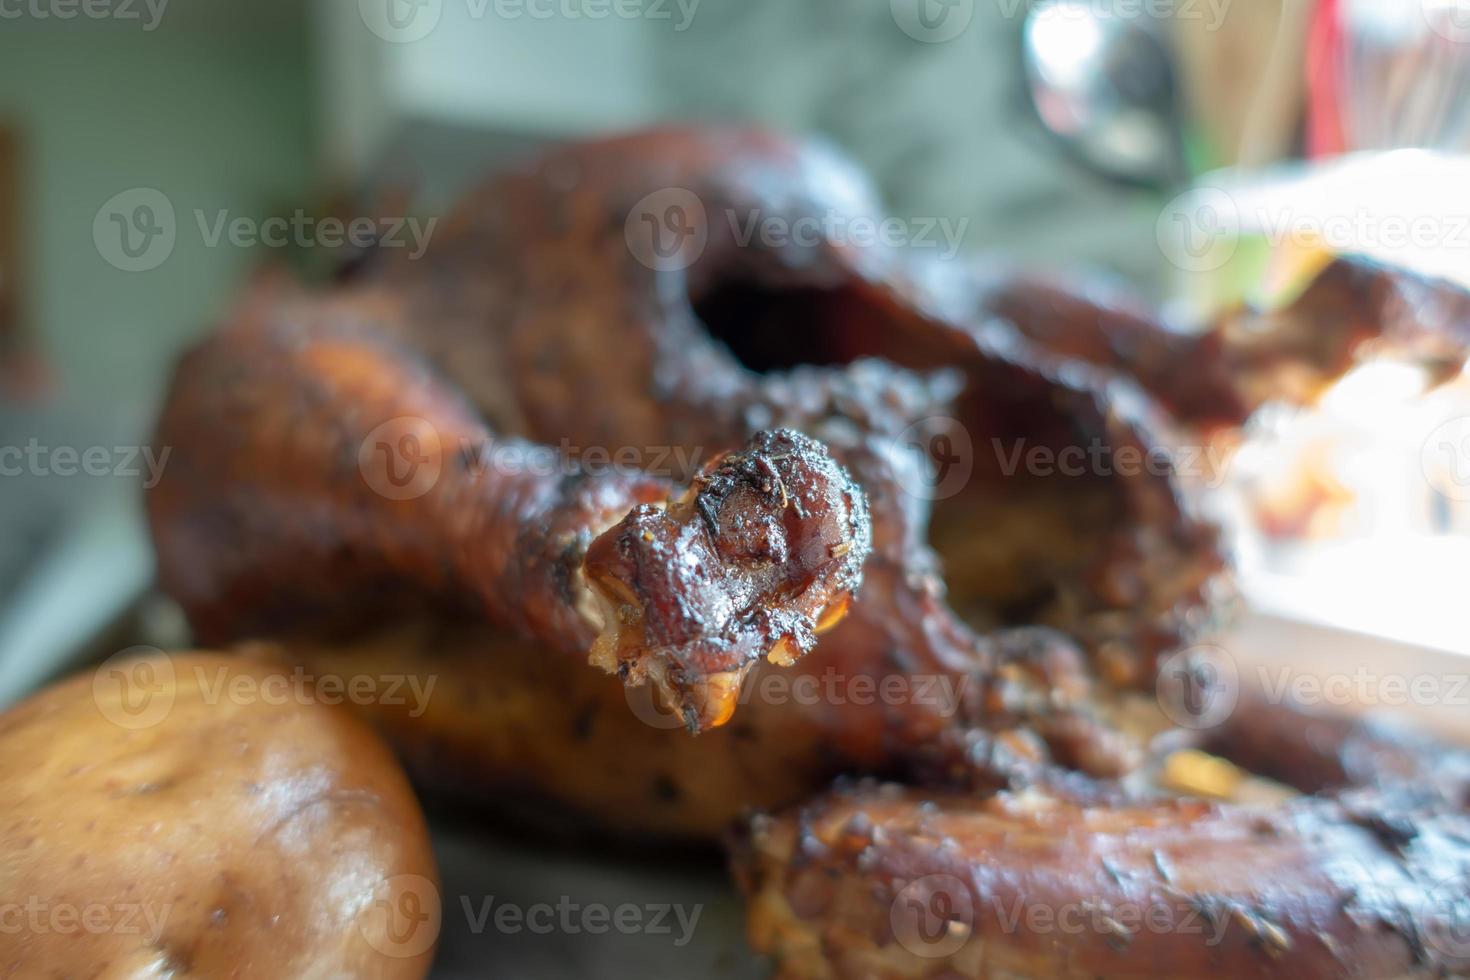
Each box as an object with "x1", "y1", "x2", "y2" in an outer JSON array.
[{"x1": 584, "y1": 429, "x2": 870, "y2": 732}]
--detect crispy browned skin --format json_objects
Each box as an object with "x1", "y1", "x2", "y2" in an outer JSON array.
[
  {"x1": 737, "y1": 699, "x2": 1470, "y2": 979},
  {"x1": 152, "y1": 128, "x2": 1470, "y2": 691},
  {"x1": 939, "y1": 253, "x2": 1470, "y2": 429},
  {"x1": 735, "y1": 777, "x2": 1470, "y2": 980},
  {"x1": 150, "y1": 126, "x2": 1231, "y2": 761},
  {"x1": 734, "y1": 700, "x2": 1470, "y2": 979},
  {"x1": 146, "y1": 128, "x2": 1470, "y2": 976},
  {"x1": 149, "y1": 294, "x2": 867, "y2": 733},
  {"x1": 150, "y1": 129, "x2": 1470, "y2": 760},
  {"x1": 583, "y1": 427, "x2": 870, "y2": 730},
  {"x1": 269, "y1": 620, "x2": 840, "y2": 842},
  {"x1": 0, "y1": 653, "x2": 439, "y2": 978},
  {"x1": 262, "y1": 618, "x2": 1136, "y2": 842},
  {"x1": 1203, "y1": 695, "x2": 1470, "y2": 804}
]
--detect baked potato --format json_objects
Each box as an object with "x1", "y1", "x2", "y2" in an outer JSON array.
[{"x1": 0, "y1": 651, "x2": 439, "y2": 978}]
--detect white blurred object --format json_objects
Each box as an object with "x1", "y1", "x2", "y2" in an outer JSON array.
[
  {"x1": 1338, "y1": 0, "x2": 1470, "y2": 152},
  {"x1": 1242, "y1": 539, "x2": 1470, "y2": 659},
  {"x1": 1187, "y1": 150, "x2": 1470, "y2": 289},
  {"x1": 1226, "y1": 360, "x2": 1470, "y2": 659},
  {"x1": 1159, "y1": 150, "x2": 1470, "y2": 659}
]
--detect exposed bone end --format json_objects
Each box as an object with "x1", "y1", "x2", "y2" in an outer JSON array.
[{"x1": 582, "y1": 429, "x2": 870, "y2": 733}]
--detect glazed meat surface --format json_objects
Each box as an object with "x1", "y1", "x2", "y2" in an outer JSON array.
[
  {"x1": 255, "y1": 617, "x2": 1135, "y2": 842},
  {"x1": 146, "y1": 127, "x2": 1470, "y2": 978},
  {"x1": 152, "y1": 127, "x2": 1231, "y2": 772},
  {"x1": 735, "y1": 778, "x2": 1470, "y2": 979},
  {"x1": 149, "y1": 293, "x2": 868, "y2": 732},
  {"x1": 736, "y1": 693, "x2": 1470, "y2": 979},
  {"x1": 151, "y1": 127, "x2": 1468, "y2": 786}
]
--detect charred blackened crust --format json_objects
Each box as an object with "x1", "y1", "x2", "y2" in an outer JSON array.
[{"x1": 582, "y1": 428, "x2": 870, "y2": 733}]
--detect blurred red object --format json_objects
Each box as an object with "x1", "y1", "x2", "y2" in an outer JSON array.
[
  {"x1": 1306, "y1": 0, "x2": 1347, "y2": 157},
  {"x1": 1305, "y1": 0, "x2": 1470, "y2": 156}
]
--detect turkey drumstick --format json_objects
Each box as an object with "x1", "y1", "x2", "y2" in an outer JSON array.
[{"x1": 148, "y1": 287, "x2": 869, "y2": 732}]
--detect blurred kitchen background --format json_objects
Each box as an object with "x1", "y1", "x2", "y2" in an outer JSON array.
[{"x1": 3, "y1": 0, "x2": 1470, "y2": 702}]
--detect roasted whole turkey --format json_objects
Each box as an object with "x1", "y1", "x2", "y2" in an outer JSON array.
[{"x1": 147, "y1": 128, "x2": 1470, "y2": 978}]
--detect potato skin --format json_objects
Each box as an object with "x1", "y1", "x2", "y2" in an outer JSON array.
[{"x1": 0, "y1": 652, "x2": 439, "y2": 979}]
